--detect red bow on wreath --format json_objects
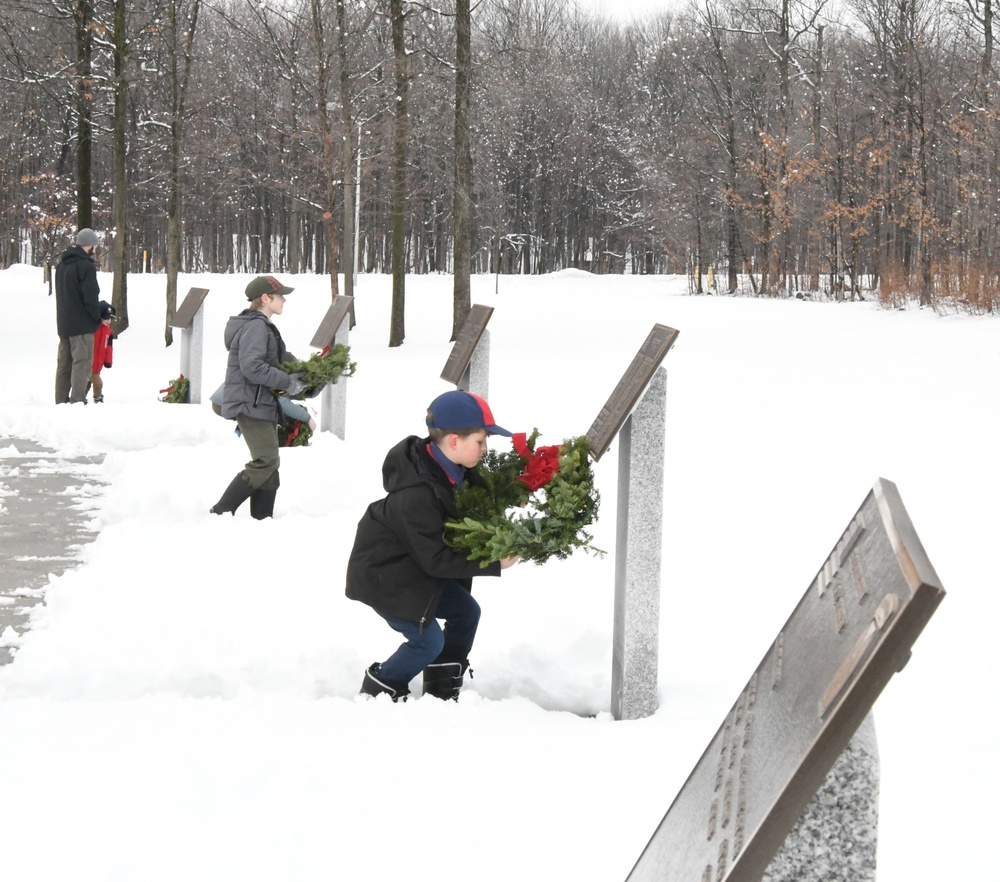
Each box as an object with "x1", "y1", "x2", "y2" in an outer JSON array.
[
  {"x1": 285, "y1": 421, "x2": 302, "y2": 447},
  {"x1": 512, "y1": 432, "x2": 561, "y2": 491},
  {"x1": 159, "y1": 374, "x2": 184, "y2": 395}
]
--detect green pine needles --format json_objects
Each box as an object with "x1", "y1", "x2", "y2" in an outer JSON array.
[
  {"x1": 159, "y1": 374, "x2": 190, "y2": 403},
  {"x1": 446, "y1": 431, "x2": 604, "y2": 567},
  {"x1": 278, "y1": 343, "x2": 356, "y2": 398}
]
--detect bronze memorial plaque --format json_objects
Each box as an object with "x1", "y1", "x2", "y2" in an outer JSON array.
[
  {"x1": 440, "y1": 304, "x2": 494, "y2": 385},
  {"x1": 309, "y1": 296, "x2": 354, "y2": 350},
  {"x1": 626, "y1": 479, "x2": 945, "y2": 882},
  {"x1": 585, "y1": 324, "x2": 679, "y2": 461},
  {"x1": 169, "y1": 287, "x2": 210, "y2": 329}
]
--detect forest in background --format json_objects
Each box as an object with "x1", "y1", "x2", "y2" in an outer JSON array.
[{"x1": 1, "y1": 0, "x2": 998, "y2": 315}]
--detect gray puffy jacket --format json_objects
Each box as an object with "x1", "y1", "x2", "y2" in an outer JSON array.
[{"x1": 221, "y1": 309, "x2": 297, "y2": 423}]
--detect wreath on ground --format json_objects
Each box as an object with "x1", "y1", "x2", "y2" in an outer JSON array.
[
  {"x1": 277, "y1": 344, "x2": 356, "y2": 399},
  {"x1": 445, "y1": 430, "x2": 604, "y2": 566},
  {"x1": 159, "y1": 374, "x2": 189, "y2": 403}
]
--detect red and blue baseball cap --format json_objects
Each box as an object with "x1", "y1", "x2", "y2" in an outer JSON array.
[{"x1": 426, "y1": 390, "x2": 512, "y2": 436}]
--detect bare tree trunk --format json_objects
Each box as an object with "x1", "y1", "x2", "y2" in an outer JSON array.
[
  {"x1": 775, "y1": 0, "x2": 792, "y2": 292},
  {"x1": 336, "y1": 0, "x2": 356, "y2": 317},
  {"x1": 452, "y1": 0, "x2": 472, "y2": 341},
  {"x1": 311, "y1": 0, "x2": 341, "y2": 303},
  {"x1": 165, "y1": 1, "x2": 201, "y2": 346},
  {"x1": 111, "y1": 0, "x2": 129, "y2": 334},
  {"x1": 808, "y1": 24, "x2": 824, "y2": 293},
  {"x1": 389, "y1": 0, "x2": 408, "y2": 347},
  {"x1": 74, "y1": 0, "x2": 94, "y2": 229},
  {"x1": 986, "y1": 0, "x2": 994, "y2": 100}
]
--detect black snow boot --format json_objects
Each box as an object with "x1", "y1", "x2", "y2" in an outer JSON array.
[
  {"x1": 210, "y1": 474, "x2": 253, "y2": 515},
  {"x1": 249, "y1": 472, "x2": 279, "y2": 519},
  {"x1": 422, "y1": 660, "x2": 469, "y2": 700},
  {"x1": 250, "y1": 488, "x2": 277, "y2": 520},
  {"x1": 360, "y1": 663, "x2": 410, "y2": 702}
]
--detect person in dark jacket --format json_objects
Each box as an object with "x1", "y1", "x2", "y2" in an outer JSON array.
[
  {"x1": 346, "y1": 390, "x2": 520, "y2": 701},
  {"x1": 209, "y1": 275, "x2": 307, "y2": 519},
  {"x1": 54, "y1": 228, "x2": 102, "y2": 404}
]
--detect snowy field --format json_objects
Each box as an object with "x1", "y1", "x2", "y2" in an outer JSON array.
[{"x1": 0, "y1": 264, "x2": 995, "y2": 881}]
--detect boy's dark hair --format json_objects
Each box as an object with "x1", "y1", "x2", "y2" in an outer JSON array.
[{"x1": 428, "y1": 426, "x2": 483, "y2": 444}]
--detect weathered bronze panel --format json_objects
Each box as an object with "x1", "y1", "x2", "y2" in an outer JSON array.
[
  {"x1": 439, "y1": 304, "x2": 494, "y2": 385},
  {"x1": 626, "y1": 479, "x2": 945, "y2": 882},
  {"x1": 169, "y1": 287, "x2": 210, "y2": 329},
  {"x1": 308, "y1": 296, "x2": 354, "y2": 350},
  {"x1": 586, "y1": 324, "x2": 679, "y2": 461}
]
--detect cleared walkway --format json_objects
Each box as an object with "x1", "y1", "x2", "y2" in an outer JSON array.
[{"x1": 0, "y1": 437, "x2": 105, "y2": 664}]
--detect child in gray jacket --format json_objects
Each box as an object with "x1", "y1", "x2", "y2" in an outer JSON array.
[{"x1": 209, "y1": 275, "x2": 307, "y2": 519}]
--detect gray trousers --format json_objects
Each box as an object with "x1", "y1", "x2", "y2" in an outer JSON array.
[
  {"x1": 235, "y1": 414, "x2": 281, "y2": 491},
  {"x1": 55, "y1": 335, "x2": 95, "y2": 404}
]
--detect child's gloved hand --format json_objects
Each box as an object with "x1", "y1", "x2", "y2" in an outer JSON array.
[{"x1": 285, "y1": 374, "x2": 308, "y2": 397}]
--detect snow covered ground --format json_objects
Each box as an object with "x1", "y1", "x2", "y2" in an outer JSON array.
[{"x1": 0, "y1": 265, "x2": 995, "y2": 881}]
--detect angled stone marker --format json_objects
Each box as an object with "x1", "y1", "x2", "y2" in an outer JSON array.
[
  {"x1": 586, "y1": 324, "x2": 679, "y2": 721},
  {"x1": 309, "y1": 296, "x2": 354, "y2": 440},
  {"x1": 440, "y1": 304, "x2": 493, "y2": 398},
  {"x1": 625, "y1": 479, "x2": 945, "y2": 882},
  {"x1": 169, "y1": 287, "x2": 209, "y2": 404},
  {"x1": 762, "y1": 709, "x2": 879, "y2": 882},
  {"x1": 586, "y1": 324, "x2": 679, "y2": 463}
]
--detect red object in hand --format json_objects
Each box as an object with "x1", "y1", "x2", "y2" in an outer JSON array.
[{"x1": 512, "y1": 432, "x2": 561, "y2": 491}]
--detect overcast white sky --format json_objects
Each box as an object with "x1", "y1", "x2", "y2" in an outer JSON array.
[{"x1": 574, "y1": 0, "x2": 683, "y2": 22}]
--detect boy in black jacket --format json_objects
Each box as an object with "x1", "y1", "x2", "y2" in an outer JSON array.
[{"x1": 346, "y1": 390, "x2": 519, "y2": 701}]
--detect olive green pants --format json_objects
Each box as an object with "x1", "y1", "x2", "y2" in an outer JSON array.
[
  {"x1": 235, "y1": 415, "x2": 281, "y2": 491},
  {"x1": 55, "y1": 335, "x2": 94, "y2": 404}
]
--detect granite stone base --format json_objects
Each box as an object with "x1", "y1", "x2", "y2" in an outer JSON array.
[{"x1": 763, "y1": 712, "x2": 880, "y2": 882}]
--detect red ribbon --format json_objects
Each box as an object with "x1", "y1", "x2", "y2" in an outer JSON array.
[
  {"x1": 159, "y1": 373, "x2": 185, "y2": 394},
  {"x1": 512, "y1": 432, "x2": 561, "y2": 491},
  {"x1": 285, "y1": 421, "x2": 302, "y2": 447}
]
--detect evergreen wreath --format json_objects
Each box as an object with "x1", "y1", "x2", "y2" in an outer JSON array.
[
  {"x1": 279, "y1": 420, "x2": 313, "y2": 447},
  {"x1": 445, "y1": 430, "x2": 604, "y2": 566},
  {"x1": 159, "y1": 374, "x2": 190, "y2": 403},
  {"x1": 277, "y1": 343, "x2": 356, "y2": 398}
]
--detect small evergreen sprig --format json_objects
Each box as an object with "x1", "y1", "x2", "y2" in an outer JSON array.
[
  {"x1": 277, "y1": 344, "x2": 356, "y2": 398},
  {"x1": 159, "y1": 374, "x2": 190, "y2": 403},
  {"x1": 445, "y1": 431, "x2": 604, "y2": 566}
]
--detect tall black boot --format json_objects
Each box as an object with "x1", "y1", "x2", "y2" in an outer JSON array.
[
  {"x1": 210, "y1": 474, "x2": 253, "y2": 515},
  {"x1": 360, "y1": 663, "x2": 410, "y2": 702},
  {"x1": 422, "y1": 660, "x2": 468, "y2": 700},
  {"x1": 250, "y1": 488, "x2": 277, "y2": 519},
  {"x1": 249, "y1": 472, "x2": 279, "y2": 519}
]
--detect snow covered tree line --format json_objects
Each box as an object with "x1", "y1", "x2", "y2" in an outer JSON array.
[{"x1": 0, "y1": 0, "x2": 998, "y2": 313}]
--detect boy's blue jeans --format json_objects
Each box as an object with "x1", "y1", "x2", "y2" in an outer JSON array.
[{"x1": 377, "y1": 580, "x2": 481, "y2": 687}]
